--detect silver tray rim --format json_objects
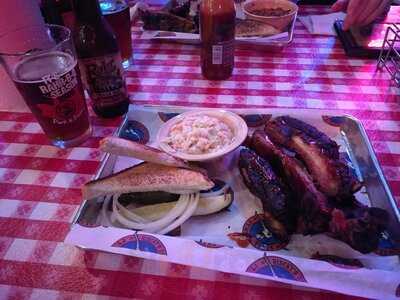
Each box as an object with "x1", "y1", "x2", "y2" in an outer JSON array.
[
  {"x1": 71, "y1": 106, "x2": 400, "y2": 244},
  {"x1": 136, "y1": 10, "x2": 297, "y2": 47}
]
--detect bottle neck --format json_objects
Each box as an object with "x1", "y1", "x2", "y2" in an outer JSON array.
[{"x1": 73, "y1": 0, "x2": 103, "y2": 23}]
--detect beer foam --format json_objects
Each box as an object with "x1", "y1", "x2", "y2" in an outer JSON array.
[{"x1": 14, "y1": 51, "x2": 76, "y2": 83}]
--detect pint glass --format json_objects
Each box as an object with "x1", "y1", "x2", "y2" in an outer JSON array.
[
  {"x1": 0, "y1": 24, "x2": 91, "y2": 148},
  {"x1": 100, "y1": 0, "x2": 133, "y2": 68}
]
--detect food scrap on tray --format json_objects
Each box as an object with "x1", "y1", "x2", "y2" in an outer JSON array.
[{"x1": 240, "y1": 116, "x2": 389, "y2": 253}]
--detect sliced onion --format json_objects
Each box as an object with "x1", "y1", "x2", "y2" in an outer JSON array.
[
  {"x1": 143, "y1": 195, "x2": 190, "y2": 233},
  {"x1": 124, "y1": 192, "x2": 231, "y2": 220},
  {"x1": 115, "y1": 195, "x2": 149, "y2": 223},
  {"x1": 158, "y1": 193, "x2": 199, "y2": 235},
  {"x1": 112, "y1": 194, "x2": 190, "y2": 233},
  {"x1": 106, "y1": 192, "x2": 201, "y2": 235},
  {"x1": 101, "y1": 195, "x2": 114, "y2": 227},
  {"x1": 110, "y1": 210, "x2": 119, "y2": 225},
  {"x1": 194, "y1": 193, "x2": 231, "y2": 216}
]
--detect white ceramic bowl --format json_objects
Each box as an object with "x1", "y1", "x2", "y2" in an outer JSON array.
[
  {"x1": 156, "y1": 109, "x2": 248, "y2": 162},
  {"x1": 243, "y1": 0, "x2": 298, "y2": 31}
]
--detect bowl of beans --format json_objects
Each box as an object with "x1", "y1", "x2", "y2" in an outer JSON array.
[{"x1": 243, "y1": 0, "x2": 298, "y2": 31}]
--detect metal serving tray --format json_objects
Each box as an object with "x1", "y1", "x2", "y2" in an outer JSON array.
[
  {"x1": 67, "y1": 106, "x2": 400, "y2": 299},
  {"x1": 73, "y1": 107, "x2": 399, "y2": 239}
]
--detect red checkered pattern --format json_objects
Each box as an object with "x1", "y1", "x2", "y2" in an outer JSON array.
[{"x1": 0, "y1": 5, "x2": 397, "y2": 299}]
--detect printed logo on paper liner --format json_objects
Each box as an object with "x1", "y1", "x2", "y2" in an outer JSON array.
[
  {"x1": 195, "y1": 239, "x2": 225, "y2": 249},
  {"x1": 158, "y1": 112, "x2": 180, "y2": 122},
  {"x1": 112, "y1": 234, "x2": 167, "y2": 255},
  {"x1": 374, "y1": 231, "x2": 400, "y2": 256},
  {"x1": 311, "y1": 252, "x2": 363, "y2": 269},
  {"x1": 120, "y1": 120, "x2": 149, "y2": 144},
  {"x1": 322, "y1": 115, "x2": 345, "y2": 127},
  {"x1": 240, "y1": 114, "x2": 272, "y2": 127},
  {"x1": 241, "y1": 214, "x2": 287, "y2": 251},
  {"x1": 246, "y1": 255, "x2": 307, "y2": 283}
]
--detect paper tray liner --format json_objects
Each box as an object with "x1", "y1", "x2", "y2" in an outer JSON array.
[{"x1": 66, "y1": 106, "x2": 400, "y2": 299}]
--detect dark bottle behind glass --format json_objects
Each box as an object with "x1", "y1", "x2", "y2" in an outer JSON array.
[
  {"x1": 40, "y1": 0, "x2": 76, "y2": 30},
  {"x1": 72, "y1": 0, "x2": 129, "y2": 118}
]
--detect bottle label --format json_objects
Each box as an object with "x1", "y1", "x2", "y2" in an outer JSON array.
[
  {"x1": 79, "y1": 54, "x2": 127, "y2": 108},
  {"x1": 211, "y1": 40, "x2": 234, "y2": 67},
  {"x1": 212, "y1": 45, "x2": 223, "y2": 64}
]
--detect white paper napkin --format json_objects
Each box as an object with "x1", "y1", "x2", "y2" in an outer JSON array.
[{"x1": 299, "y1": 12, "x2": 346, "y2": 36}]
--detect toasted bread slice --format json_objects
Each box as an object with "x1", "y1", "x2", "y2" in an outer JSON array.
[
  {"x1": 236, "y1": 19, "x2": 280, "y2": 37},
  {"x1": 82, "y1": 162, "x2": 214, "y2": 199},
  {"x1": 100, "y1": 137, "x2": 188, "y2": 168}
]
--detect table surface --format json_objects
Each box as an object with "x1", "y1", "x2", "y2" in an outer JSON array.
[{"x1": 0, "y1": 4, "x2": 399, "y2": 300}]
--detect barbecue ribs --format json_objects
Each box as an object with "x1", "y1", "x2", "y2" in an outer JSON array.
[
  {"x1": 239, "y1": 148, "x2": 294, "y2": 241},
  {"x1": 264, "y1": 116, "x2": 361, "y2": 200},
  {"x1": 249, "y1": 130, "x2": 332, "y2": 234}
]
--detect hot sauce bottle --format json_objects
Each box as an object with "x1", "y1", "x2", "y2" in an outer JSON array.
[{"x1": 200, "y1": 0, "x2": 236, "y2": 80}]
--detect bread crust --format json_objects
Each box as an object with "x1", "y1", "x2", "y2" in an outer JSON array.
[
  {"x1": 236, "y1": 19, "x2": 280, "y2": 37},
  {"x1": 82, "y1": 162, "x2": 214, "y2": 199},
  {"x1": 100, "y1": 137, "x2": 188, "y2": 168}
]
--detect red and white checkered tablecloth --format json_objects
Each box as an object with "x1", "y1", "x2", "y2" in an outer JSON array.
[{"x1": 0, "y1": 5, "x2": 399, "y2": 299}]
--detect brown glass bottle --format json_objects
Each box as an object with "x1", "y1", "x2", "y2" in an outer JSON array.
[
  {"x1": 200, "y1": 0, "x2": 235, "y2": 80},
  {"x1": 72, "y1": 0, "x2": 129, "y2": 118},
  {"x1": 40, "y1": 0, "x2": 75, "y2": 30}
]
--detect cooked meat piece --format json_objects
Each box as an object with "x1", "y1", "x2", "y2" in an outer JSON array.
[
  {"x1": 278, "y1": 116, "x2": 339, "y2": 159},
  {"x1": 264, "y1": 116, "x2": 361, "y2": 199},
  {"x1": 250, "y1": 130, "x2": 331, "y2": 234},
  {"x1": 263, "y1": 210, "x2": 289, "y2": 242},
  {"x1": 328, "y1": 207, "x2": 389, "y2": 254},
  {"x1": 139, "y1": 8, "x2": 196, "y2": 33},
  {"x1": 239, "y1": 148, "x2": 294, "y2": 241}
]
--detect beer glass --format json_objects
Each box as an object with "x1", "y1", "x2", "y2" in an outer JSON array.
[
  {"x1": 100, "y1": 0, "x2": 133, "y2": 68},
  {"x1": 0, "y1": 24, "x2": 91, "y2": 148}
]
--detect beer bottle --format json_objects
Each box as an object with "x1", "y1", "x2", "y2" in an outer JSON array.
[
  {"x1": 72, "y1": 0, "x2": 129, "y2": 118},
  {"x1": 200, "y1": 0, "x2": 235, "y2": 80}
]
